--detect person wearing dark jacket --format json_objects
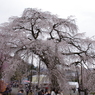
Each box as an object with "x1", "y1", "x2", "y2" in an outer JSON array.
[{"x1": 17, "y1": 90, "x2": 24, "y2": 95}]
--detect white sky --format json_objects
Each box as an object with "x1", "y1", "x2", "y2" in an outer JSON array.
[{"x1": 0, "y1": 0, "x2": 95, "y2": 37}]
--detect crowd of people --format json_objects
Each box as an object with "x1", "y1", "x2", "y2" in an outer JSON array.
[
  {"x1": 0, "y1": 81, "x2": 64, "y2": 95},
  {"x1": 17, "y1": 87, "x2": 63, "y2": 95},
  {"x1": 16, "y1": 82, "x2": 64, "y2": 95}
]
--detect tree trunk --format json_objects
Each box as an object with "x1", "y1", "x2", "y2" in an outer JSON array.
[
  {"x1": 38, "y1": 59, "x2": 41, "y2": 88},
  {"x1": 48, "y1": 67, "x2": 66, "y2": 90},
  {"x1": 50, "y1": 74, "x2": 60, "y2": 90},
  {"x1": 0, "y1": 67, "x2": 2, "y2": 79}
]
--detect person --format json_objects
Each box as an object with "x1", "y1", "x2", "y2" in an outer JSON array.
[
  {"x1": 47, "y1": 91, "x2": 51, "y2": 95},
  {"x1": 0, "y1": 92, "x2": 3, "y2": 95},
  {"x1": 57, "y1": 90, "x2": 61, "y2": 95},
  {"x1": 51, "y1": 88, "x2": 56, "y2": 95},
  {"x1": 60, "y1": 90, "x2": 63, "y2": 95},
  {"x1": 7, "y1": 84, "x2": 12, "y2": 95},
  {"x1": 3, "y1": 87, "x2": 9, "y2": 95},
  {"x1": 17, "y1": 90, "x2": 24, "y2": 95},
  {"x1": 38, "y1": 89, "x2": 44, "y2": 95},
  {"x1": 25, "y1": 85, "x2": 29, "y2": 95},
  {"x1": 44, "y1": 91, "x2": 48, "y2": 95},
  {"x1": 28, "y1": 84, "x2": 31, "y2": 91},
  {"x1": 72, "y1": 88, "x2": 76, "y2": 93}
]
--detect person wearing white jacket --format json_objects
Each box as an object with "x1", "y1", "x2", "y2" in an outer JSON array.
[{"x1": 51, "y1": 89, "x2": 56, "y2": 95}]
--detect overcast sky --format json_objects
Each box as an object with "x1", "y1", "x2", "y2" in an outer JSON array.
[{"x1": 0, "y1": 0, "x2": 95, "y2": 37}]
